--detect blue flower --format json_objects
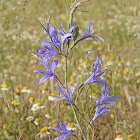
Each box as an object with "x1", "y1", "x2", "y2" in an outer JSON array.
[
  {"x1": 92, "y1": 103, "x2": 114, "y2": 121},
  {"x1": 58, "y1": 23, "x2": 76, "y2": 45},
  {"x1": 82, "y1": 56, "x2": 112, "y2": 86},
  {"x1": 34, "y1": 59, "x2": 58, "y2": 84},
  {"x1": 78, "y1": 21, "x2": 104, "y2": 42},
  {"x1": 41, "y1": 26, "x2": 61, "y2": 50},
  {"x1": 92, "y1": 83, "x2": 119, "y2": 121},
  {"x1": 95, "y1": 83, "x2": 119, "y2": 107},
  {"x1": 51, "y1": 82, "x2": 78, "y2": 104},
  {"x1": 52, "y1": 120, "x2": 74, "y2": 140},
  {"x1": 36, "y1": 45, "x2": 59, "y2": 60}
]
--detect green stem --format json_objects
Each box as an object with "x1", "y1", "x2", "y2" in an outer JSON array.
[
  {"x1": 50, "y1": 78, "x2": 54, "y2": 93},
  {"x1": 71, "y1": 104, "x2": 87, "y2": 140},
  {"x1": 57, "y1": 101, "x2": 60, "y2": 121},
  {"x1": 92, "y1": 121, "x2": 95, "y2": 140},
  {"x1": 86, "y1": 106, "x2": 96, "y2": 132},
  {"x1": 86, "y1": 119, "x2": 93, "y2": 131},
  {"x1": 90, "y1": 106, "x2": 96, "y2": 114},
  {"x1": 55, "y1": 76, "x2": 65, "y2": 89},
  {"x1": 74, "y1": 104, "x2": 90, "y2": 124},
  {"x1": 75, "y1": 85, "x2": 84, "y2": 104},
  {"x1": 69, "y1": 12, "x2": 73, "y2": 28},
  {"x1": 65, "y1": 56, "x2": 68, "y2": 85},
  {"x1": 70, "y1": 40, "x2": 79, "y2": 52}
]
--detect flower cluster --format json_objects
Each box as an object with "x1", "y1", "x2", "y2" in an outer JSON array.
[
  {"x1": 33, "y1": 20, "x2": 104, "y2": 84},
  {"x1": 33, "y1": 1, "x2": 119, "y2": 139}
]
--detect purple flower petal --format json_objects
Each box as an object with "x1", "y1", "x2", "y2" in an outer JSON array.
[
  {"x1": 92, "y1": 106, "x2": 114, "y2": 121},
  {"x1": 69, "y1": 23, "x2": 76, "y2": 33},
  {"x1": 41, "y1": 39, "x2": 55, "y2": 46},
  {"x1": 53, "y1": 120, "x2": 74, "y2": 140},
  {"x1": 83, "y1": 57, "x2": 111, "y2": 86},
  {"x1": 38, "y1": 76, "x2": 50, "y2": 84},
  {"x1": 55, "y1": 97, "x2": 66, "y2": 103},
  {"x1": 58, "y1": 22, "x2": 75, "y2": 45},
  {"x1": 70, "y1": 82, "x2": 78, "y2": 95},
  {"x1": 36, "y1": 48, "x2": 46, "y2": 54},
  {"x1": 52, "y1": 127, "x2": 62, "y2": 133},
  {"x1": 61, "y1": 33, "x2": 73, "y2": 45},
  {"x1": 54, "y1": 135, "x2": 65, "y2": 140},
  {"x1": 78, "y1": 21, "x2": 103, "y2": 42},
  {"x1": 58, "y1": 120, "x2": 68, "y2": 132},
  {"x1": 55, "y1": 82, "x2": 75, "y2": 105},
  {"x1": 103, "y1": 95, "x2": 119, "y2": 103},
  {"x1": 95, "y1": 83, "x2": 119, "y2": 107},
  {"x1": 56, "y1": 83, "x2": 65, "y2": 94},
  {"x1": 52, "y1": 60, "x2": 58, "y2": 73},
  {"x1": 34, "y1": 70, "x2": 49, "y2": 75},
  {"x1": 34, "y1": 59, "x2": 58, "y2": 84}
]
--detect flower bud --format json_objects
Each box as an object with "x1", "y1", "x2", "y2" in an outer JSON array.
[{"x1": 73, "y1": 26, "x2": 79, "y2": 41}]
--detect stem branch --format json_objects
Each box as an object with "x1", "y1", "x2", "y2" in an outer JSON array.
[
  {"x1": 74, "y1": 104, "x2": 90, "y2": 124},
  {"x1": 71, "y1": 104, "x2": 87, "y2": 140}
]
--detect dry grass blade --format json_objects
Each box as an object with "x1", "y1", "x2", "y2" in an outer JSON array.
[{"x1": 123, "y1": 85, "x2": 131, "y2": 106}]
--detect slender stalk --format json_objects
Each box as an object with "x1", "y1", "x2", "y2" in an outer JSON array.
[
  {"x1": 50, "y1": 78, "x2": 54, "y2": 93},
  {"x1": 75, "y1": 85, "x2": 84, "y2": 104},
  {"x1": 55, "y1": 76, "x2": 65, "y2": 89},
  {"x1": 69, "y1": 12, "x2": 73, "y2": 28},
  {"x1": 90, "y1": 106, "x2": 96, "y2": 114},
  {"x1": 71, "y1": 104, "x2": 87, "y2": 140},
  {"x1": 86, "y1": 106, "x2": 96, "y2": 132},
  {"x1": 54, "y1": 76, "x2": 63, "y2": 121},
  {"x1": 68, "y1": 4, "x2": 87, "y2": 140},
  {"x1": 74, "y1": 135, "x2": 79, "y2": 140},
  {"x1": 57, "y1": 101, "x2": 60, "y2": 121},
  {"x1": 74, "y1": 104, "x2": 90, "y2": 124},
  {"x1": 86, "y1": 119, "x2": 93, "y2": 131},
  {"x1": 70, "y1": 40, "x2": 79, "y2": 52},
  {"x1": 62, "y1": 44, "x2": 64, "y2": 54},
  {"x1": 65, "y1": 56, "x2": 68, "y2": 85},
  {"x1": 92, "y1": 121, "x2": 95, "y2": 140}
]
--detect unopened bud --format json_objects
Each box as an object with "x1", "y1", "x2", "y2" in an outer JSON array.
[{"x1": 73, "y1": 26, "x2": 79, "y2": 41}]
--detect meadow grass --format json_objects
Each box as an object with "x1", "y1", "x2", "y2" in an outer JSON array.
[{"x1": 0, "y1": 0, "x2": 140, "y2": 139}]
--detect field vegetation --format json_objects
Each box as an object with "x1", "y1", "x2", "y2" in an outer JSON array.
[{"x1": 0, "y1": 0, "x2": 140, "y2": 139}]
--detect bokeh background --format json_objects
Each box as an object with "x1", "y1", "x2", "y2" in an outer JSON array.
[{"x1": 0, "y1": 0, "x2": 140, "y2": 139}]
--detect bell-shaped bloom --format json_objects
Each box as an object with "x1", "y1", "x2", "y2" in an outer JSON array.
[
  {"x1": 95, "y1": 84, "x2": 119, "y2": 107},
  {"x1": 78, "y1": 21, "x2": 104, "y2": 42},
  {"x1": 92, "y1": 103, "x2": 114, "y2": 121},
  {"x1": 82, "y1": 56, "x2": 112, "y2": 86},
  {"x1": 51, "y1": 82, "x2": 78, "y2": 105},
  {"x1": 36, "y1": 45, "x2": 59, "y2": 60},
  {"x1": 41, "y1": 26, "x2": 61, "y2": 50},
  {"x1": 52, "y1": 120, "x2": 74, "y2": 140},
  {"x1": 34, "y1": 59, "x2": 58, "y2": 84},
  {"x1": 58, "y1": 23, "x2": 76, "y2": 45}
]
